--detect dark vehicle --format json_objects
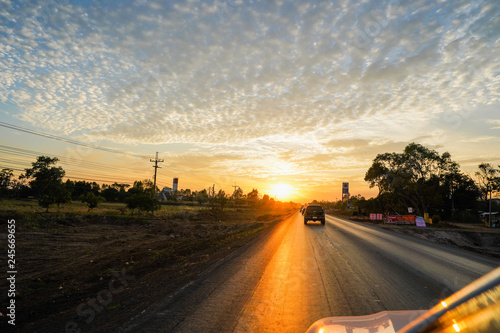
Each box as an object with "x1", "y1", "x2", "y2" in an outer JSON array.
[{"x1": 304, "y1": 205, "x2": 325, "y2": 225}]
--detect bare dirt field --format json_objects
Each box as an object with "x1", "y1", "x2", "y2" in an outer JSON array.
[{"x1": 0, "y1": 201, "x2": 295, "y2": 332}]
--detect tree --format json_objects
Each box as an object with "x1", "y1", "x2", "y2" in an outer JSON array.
[
  {"x1": 80, "y1": 192, "x2": 105, "y2": 211},
  {"x1": 181, "y1": 189, "x2": 193, "y2": 201},
  {"x1": 126, "y1": 193, "x2": 160, "y2": 214},
  {"x1": 475, "y1": 163, "x2": 500, "y2": 202},
  {"x1": 101, "y1": 183, "x2": 129, "y2": 202},
  {"x1": 442, "y1": 171, "x2": 480, "y2": 219},
  {"x1": 365, "y1": 143, "x2": 460, "y2": 216},
  {"x1": 125, "y1": 179, "x2": 160, "y2": 213},
  {"x1": 214, "y1": 189, "x2": 228, "y2": 212},
  {"x1": 53, "y1": 184, "x2": 72, "y2": 211},
  {"x1": 10, "y1": 178, "x2": 32, "y2": 199},
  {"x1": 101, "y1": 185, "x2": 119, "y2": 202},
  {"x1": 231, "y1": 187, "x2": 244, "y2": 206},
  {"x1": 475, "y1": 163, "x2": 500, "y2": 225},
  {"x1": 0, "y1": 168, "x2": 14, "y2": 198},
  {"x1": 22, "y1": 156, "x2": 71, "y2": 211},
  {"x1": 247, "y1": 188, "x2": 259, "y2": 206},
  {"x1": 112, "y1": 183, "x2": 130, "y2": 202},
  {"x1": 128, "y1": 180, "x2": 156, "y2": 197},
  {"x1": 37, "y1": 182, "x2": 71, "y2": 212},
  {"x1": 195, "y1": 189, "x2": 209, "y2": 205}
]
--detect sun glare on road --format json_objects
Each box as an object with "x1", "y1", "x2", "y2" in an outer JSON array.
[{"x1": 270, "y1": 183, "x2": 293, "y2": 201}]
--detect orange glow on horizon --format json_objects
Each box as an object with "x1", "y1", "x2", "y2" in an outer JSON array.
[{"x1": 269, "y1": 183, "x2": 293, "y2": 201}]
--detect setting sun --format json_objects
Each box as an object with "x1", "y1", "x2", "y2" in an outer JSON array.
[{"x1": 270, "y1": 183, "x2": 293, "y2": 201}]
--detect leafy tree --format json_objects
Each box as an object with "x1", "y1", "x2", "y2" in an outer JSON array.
[
  {"x1": 195, "y1": 189, "x2": 209, "y2": 205},
  {"x1": 126, "y1": 193, "x2": 160, "y2": 213},
  {"x1": 0, "y1": 168, "x2": 14, "y2": 198},
  {"x1": 111, "y1": 183, "x2": 130, "y2": 202},
  {"x1": 101, "y1": 183, "x2": 129, "y2": 202},
  {"x1": 39, "y1": 195, "x2": 54, "y2": 212},
  {"x1": 125, "y1": 179, "x2": 160, "y2": 213},
  {"x1": 101, "y1": 185, "x2": 119, "y2": 202},
  {"x1": 181, "y1": 189, "x2": 193, "y2": 201},
  {"x1": 37, "y1": 181, "x2": 71, "y2": 212},
  {"x1": 231, "y1": 187, "x2": 244, "y2": 206},
  {"x1": 22, "y1": 156, "x2": 64, "y2": 196},
  {"x1": 128, "y1": 180, "x2": 156, "y2": 196},
  {"x1": 475, "y1": 163, "x2": 500, "y2": 202},
  {"x1": 214, "y1": 189, "x2": 228, "y2": 212},
  {"x1": 10, "y1": 178, "x2": 32, "y2": 199},
  {"x1": 365, "y1": 143, "x2": 460, "y2": 216},
  {"x1": 21, "y1": 156, "x2": 71, "y2": 211},
  {"x1": 442, "y1": 171, "x2": 480, "y2": 218},
  {"x1": 80, "y1": 192, "x2": 105, "y2": 211},
  {"x1": 53, "y1": 184, "x2": 72, "y2": 211},
  {"x1": 66, "y1": 180, "x2": 100, "y2": 200},
  {"x1": 247, "y1": 188, "x2": 259, "y2": 206}
]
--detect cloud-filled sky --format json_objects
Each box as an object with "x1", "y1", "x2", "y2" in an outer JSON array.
[{"x1": 1, "y1": 0, "x2": 499, "y2": 202}]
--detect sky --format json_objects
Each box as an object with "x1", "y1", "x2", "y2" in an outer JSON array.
[{"x1": 0, "y1": 0, "x2": 499, "y2": 203}]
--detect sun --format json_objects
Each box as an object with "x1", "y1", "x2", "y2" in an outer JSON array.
[{"x1": 270, "y1": 183, "x2": 293, "y2": 201}]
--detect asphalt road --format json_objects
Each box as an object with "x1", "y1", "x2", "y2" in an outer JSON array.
[{"x1": 119, "y1": 212, "x2": 500, "y2": 333}]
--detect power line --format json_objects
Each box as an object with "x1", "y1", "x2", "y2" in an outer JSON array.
[
  {"x1": 0, "y1": 121, "x2": 149, "y2": 159},
  {"x1": 0, "y1": 144, "x2": 143, "y2": 176},
  {"x1": 0, "y1": 122, "x2": 242, "y2": 189},
  {"x1": 0, "y1": 145, "x2": 144, "y2": 184}
]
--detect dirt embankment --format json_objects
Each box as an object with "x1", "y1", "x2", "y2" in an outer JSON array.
[{"x1": 0, "y1": 207, "x2": 294, "y2": 333}]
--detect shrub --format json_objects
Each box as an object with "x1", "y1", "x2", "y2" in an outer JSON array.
[
  {"x1": 126, "y1": 194, "x2": 160, "y2": 213},
  {"x1": 80, "y1": 192, "x2": 105, "y2": 211}
]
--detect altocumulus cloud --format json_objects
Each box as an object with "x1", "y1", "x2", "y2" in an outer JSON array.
[{"x1": 0, "y1": 0, "x2": 499, "y2": 147}]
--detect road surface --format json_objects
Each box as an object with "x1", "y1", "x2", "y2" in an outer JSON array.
[{"x1": 119, "y1": 212, "x2": 500, "y2": 333}]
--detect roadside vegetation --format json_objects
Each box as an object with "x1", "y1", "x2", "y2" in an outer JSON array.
[
  {"x1": 309, "y1": 143, "x2": 500, "y2": 225},
  {"x1": 0, "y1": 155, "x2": 296, "y2": 216}
]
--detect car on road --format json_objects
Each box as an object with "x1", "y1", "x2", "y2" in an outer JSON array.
[{"x1": 304, "y1": 204, "x2": 325, "y2": 225}]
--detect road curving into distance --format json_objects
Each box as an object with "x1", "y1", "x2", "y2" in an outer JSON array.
[{"x1": 118, "y1": 211, "x2": 500, "y2": 333}]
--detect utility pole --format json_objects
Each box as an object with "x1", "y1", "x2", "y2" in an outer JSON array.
[
  {"x1": 232, "y1": 184, "x2": 239, "y2": 194},
  {"x1": 150, "y1": 152, "x2": 164, "y2": 196},
  {"x1": 488, "y1": 184, "x2": 492, "y2": 227}
]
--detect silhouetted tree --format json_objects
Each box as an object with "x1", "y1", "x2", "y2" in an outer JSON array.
[
  {"x1": 80, "y1": 192, "x2": 105, "y2": 211},
  {"x1": 0, "y1": 168, "x2": 13, "y2": 198},
  {"x1": 365, "y1": 143, "x2": 460, "y2": 216},
  {"x1": 247, "y1": 188, "x2": 259, "y2": 206},
  {"x1": 21, "y1": 156, "x2": 71, "y2": 211}
]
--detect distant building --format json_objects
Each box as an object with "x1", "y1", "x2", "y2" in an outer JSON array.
[
  {"x1": 158, "y1": 180, "x2": 183, "y2": 201},
  {"x1": 159, "y1": 187, "x2": 173, "y2": 201},
  {"x1": 173, "y1": 178, "x2": 178, "y2": 192}
]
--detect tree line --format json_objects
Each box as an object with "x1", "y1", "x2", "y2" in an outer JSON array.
[
  {"x1": 0, "y1": 156, "x2": 288, "y2": 213},
  {"x1": 314, "y1": 143, "x2": 500, "y2": 223}
]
